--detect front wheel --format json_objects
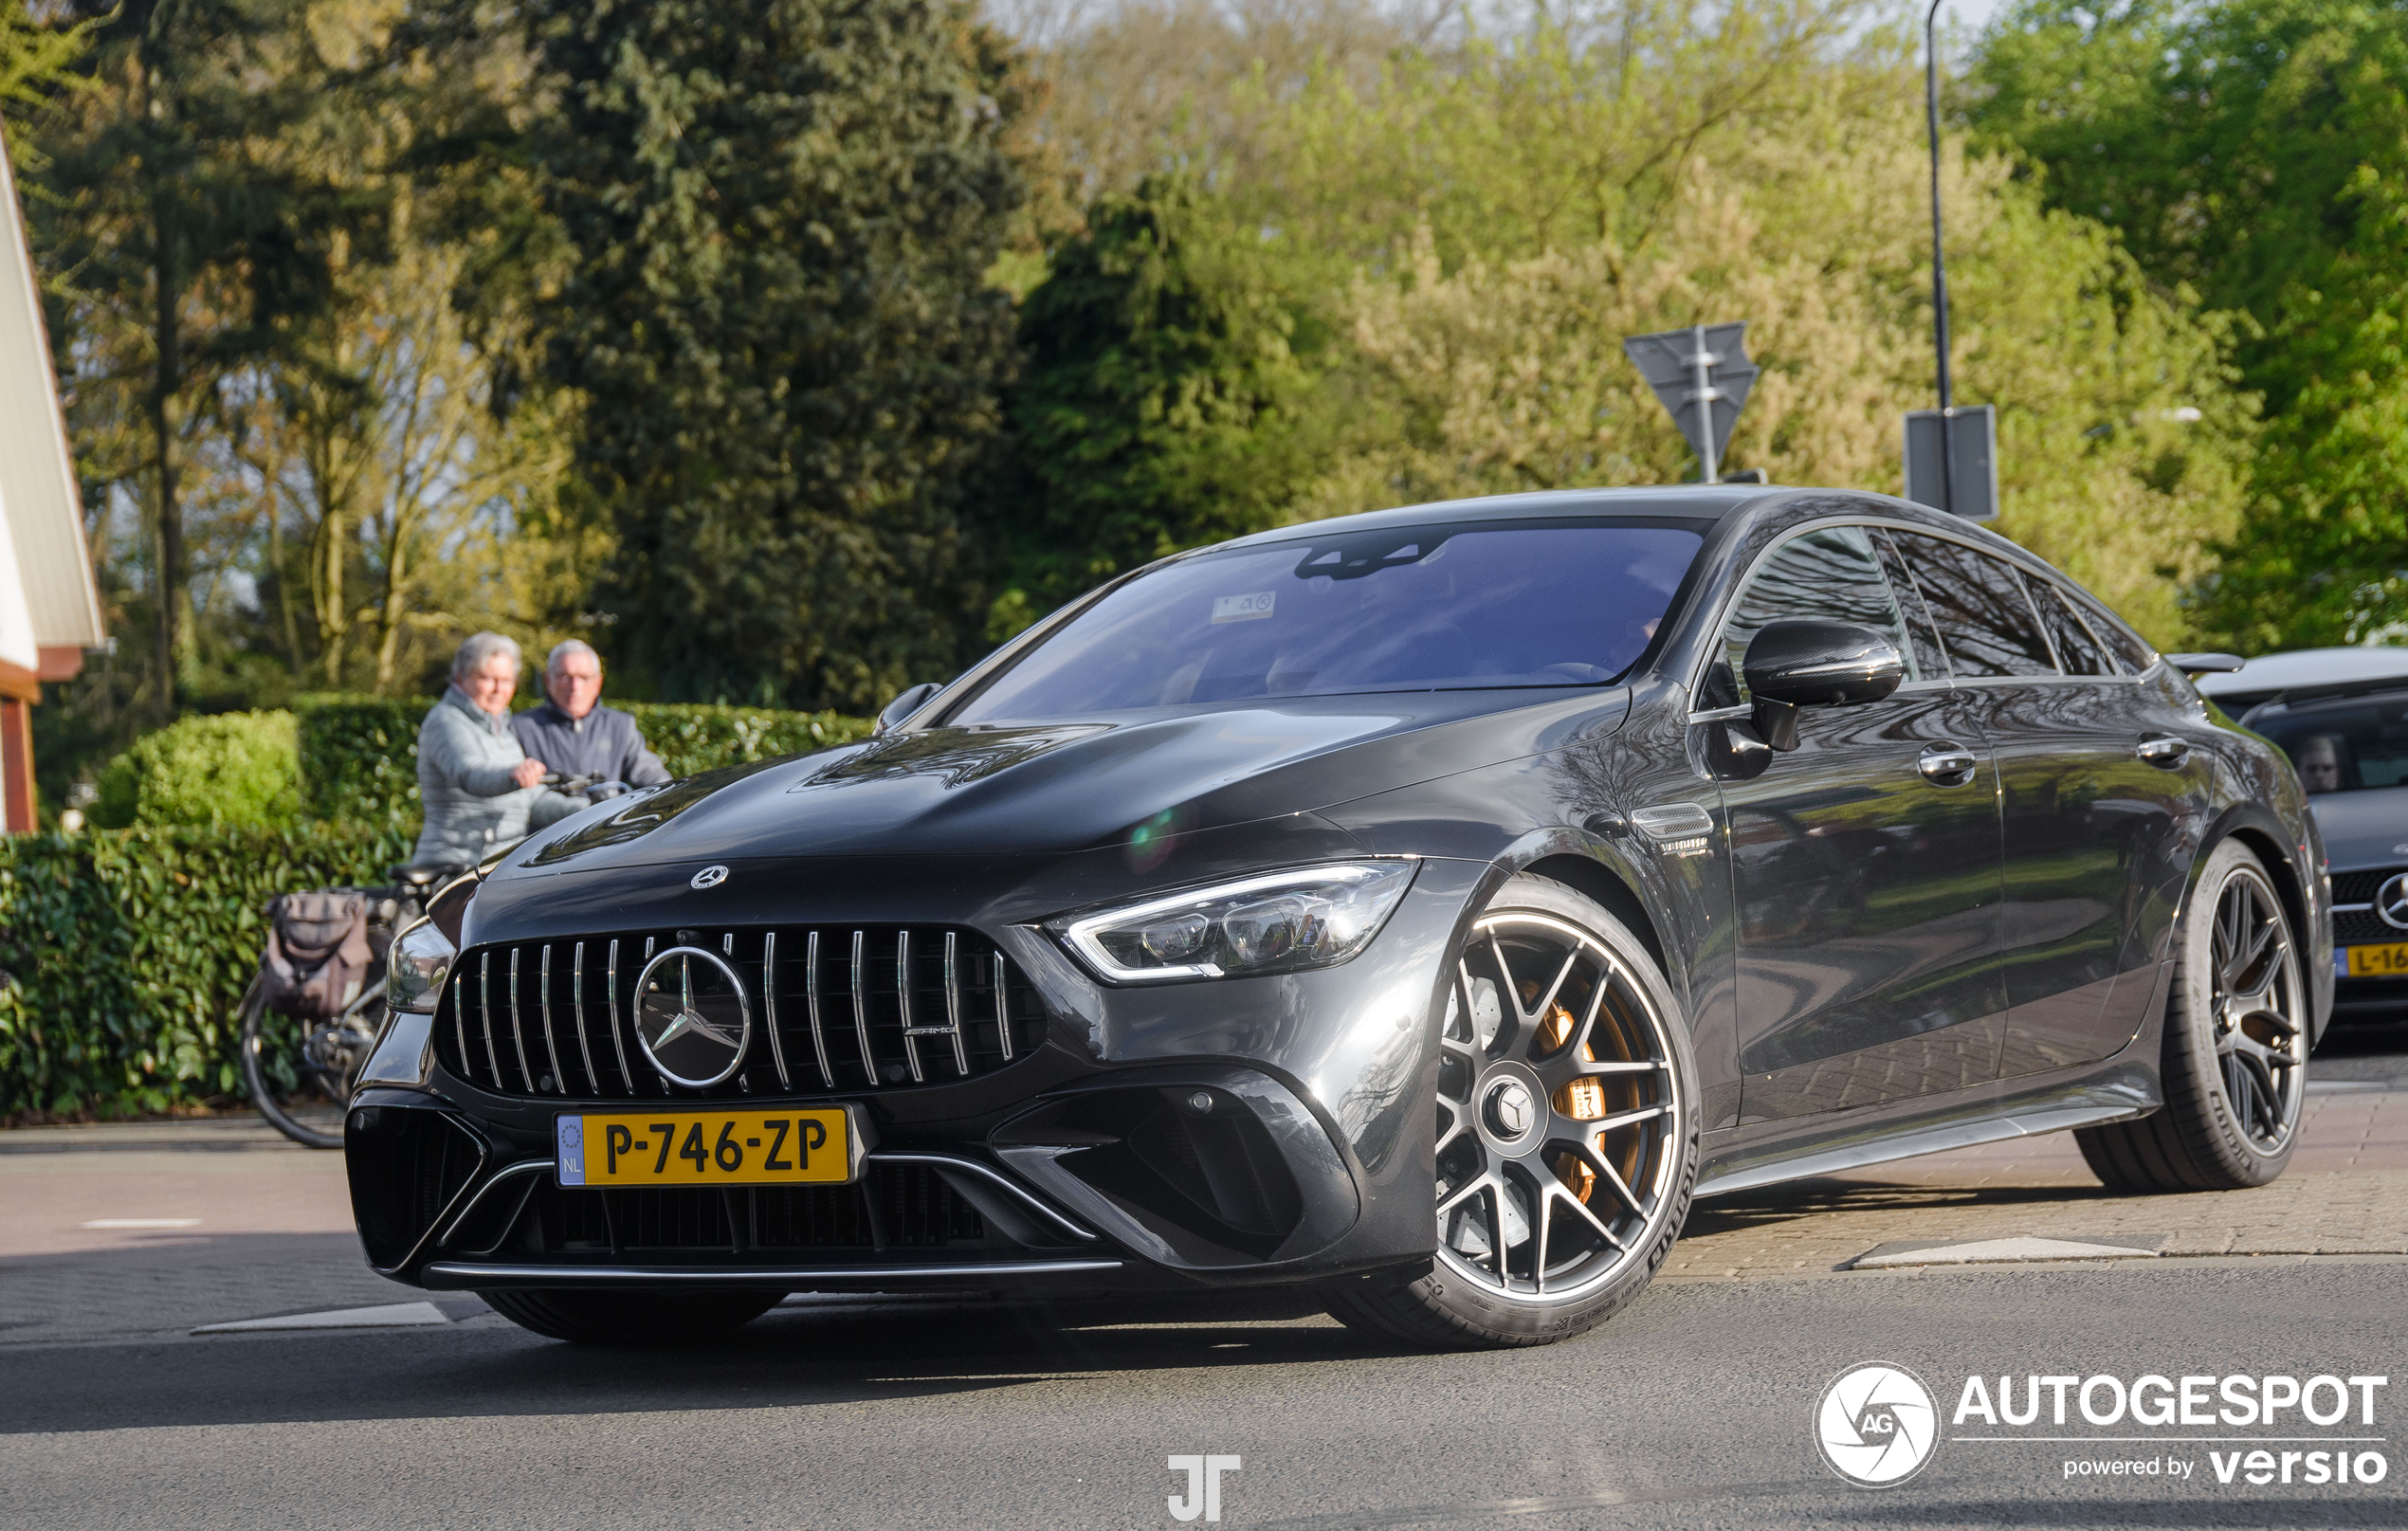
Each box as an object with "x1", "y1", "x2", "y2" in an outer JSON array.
[
  {"x1": 2075, "y1": 839, "x2": 2308, "y2": 1193},
  {"x1": 478, "y1": 1288, "x2": 783, "y2": 1344},
  {"x1": 1322, "y1": 874, "x2": 1700, "y2": 1348},
  {"x1": 239, "y1": 975, "x2": 375, "y2": 1150}
]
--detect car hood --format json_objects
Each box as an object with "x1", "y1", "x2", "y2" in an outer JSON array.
[
  {"x1": 2308, "y1": 786, "x2": 2408, "y2": 872},
  {"x1": 500, "y1": 688, "x2": 1631, "y2": 880}
]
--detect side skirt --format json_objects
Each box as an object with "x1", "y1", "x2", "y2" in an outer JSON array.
[{"x1": 1693, "y1": 1056, "x2": 2162, "y2": 1199}]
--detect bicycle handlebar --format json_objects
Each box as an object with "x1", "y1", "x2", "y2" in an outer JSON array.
[{"x1": 537, "y1": 772, "x2": 630, "y2": 798}]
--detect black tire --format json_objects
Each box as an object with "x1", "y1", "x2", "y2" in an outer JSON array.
[
  {"x1": 2075, "y1": 839, "x2": 2308, "y2": 1193},
  {"x1": 477, "y1": 1287, "x2": 783, "y2": 1344},
  {"x1": 1321, "y1": 873, "x2": 1700, "y2": 1349},
  {"x1": 239, "y1": 975, "x2": 367, "y2": 1150}
]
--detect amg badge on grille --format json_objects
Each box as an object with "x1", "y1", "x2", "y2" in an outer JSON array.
[{"x1": 633, "y1": 946, "x2": 753, "y2": 1087}]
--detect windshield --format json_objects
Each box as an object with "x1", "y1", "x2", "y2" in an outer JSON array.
[
  {"x1": 2254, "y1": 698, "x2": 2408, "y2": 794},
  {"x1": 953, "y1": 519, "x2": 1706, "y2": 723}
]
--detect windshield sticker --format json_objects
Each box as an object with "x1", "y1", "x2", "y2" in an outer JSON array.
[{"x1": 1212, "y1": 592, "x2": 1277, "y2": 624}]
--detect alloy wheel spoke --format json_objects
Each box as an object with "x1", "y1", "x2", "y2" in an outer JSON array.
[
  {"x1": 2221, "y1": 908, "x2": 2275, "y2": 990},
  {"x1": 1484, "y1": 1182, "x2": 1510, "y2": 1282},
  {"x1": 1437, "y1": 1173, "x2": 1494, "y2": 1220},
  {"x1": 1487, "y1": 931, "x2": 1524, "y2": 1028},
  {"x1": 1592, "y1": 1104, "x2": 1669, "y2": 1134},
  {"x1": 1532, "y1": 947, "x2": 1581, "y2": 1043},
  {"x1": 1532, "y1": 1178, "x2": 1556, "y2": 1292},
  {"x1": 1570, "y1": 1137, "x2": 1648, "y2": 1217},
  {"x1": 1544, "y1": 1177, "x2": 1628, "y2": 1251},
  {"x1": 2236, "y1": 1054, "x2": 2283, "y2": 1132},
  {"x1": 1577, "y1": 1058, "x2": 1668, "y2": 1076},
  {"x1": 1434, "y1": 1107, "x2": 1473, "y2": 1157}
]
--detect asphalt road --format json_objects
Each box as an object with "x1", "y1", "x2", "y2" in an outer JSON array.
[
  {"x1": 5, "y1": 1021, "x2": 2404, "y2": 1531},
  {"x1": 3, "y1": 1263, "x2": 2401, "y2": 1530}
]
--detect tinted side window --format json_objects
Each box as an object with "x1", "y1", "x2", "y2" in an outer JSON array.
[
  {"x1": 1703, "y1": 526, "x2": 1911, "y2": 707},
  {"x1": 1871, "y1": 529, "x2": 1951, "y2": 680},
  {"x1": 1892, "y1": 534, "x2": 2057, "y2": 679},
  {"x1": 2030, "y1": 579, "x2": 2115, "y2": 677},
  {"x1": 2063, "y1": 588, "x2": 2156, "y2": 675}
]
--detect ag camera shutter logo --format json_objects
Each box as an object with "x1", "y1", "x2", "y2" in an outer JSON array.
[{"x1": 1816, "y1": 1361, "x2": 1941, "y2": 1487}]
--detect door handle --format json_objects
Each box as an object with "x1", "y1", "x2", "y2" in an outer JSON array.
[
  {"x1": 2137, "y1": 735, "x2": 2189, "y2": 768},
  {"x1": 1917, "y1": 744, "x2": 1979, "y2": 785}
]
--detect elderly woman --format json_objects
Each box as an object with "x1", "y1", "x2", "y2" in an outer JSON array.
[{"x1": 411, "y1": 633, "x2": 581, "y2": 869}]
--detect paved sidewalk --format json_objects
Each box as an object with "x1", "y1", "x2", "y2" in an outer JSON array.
[
  {"x1": 0, "y1": 1117, "x2": 394, "y2": 1344},
  {"x1": 1665, "y1": 1085, "x2": 2408, "y2": 1279}
]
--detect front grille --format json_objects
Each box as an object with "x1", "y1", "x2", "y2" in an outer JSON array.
[
  {"x1": 536, "y1": 1164, "x2": 985, "y2": 1253},
  {"x1": 2334, "y1": 868, "x2": 2406, "y2": 946},
  {"x1": 431, "y1": 925, "x2": 1042, "y2": 1100}
]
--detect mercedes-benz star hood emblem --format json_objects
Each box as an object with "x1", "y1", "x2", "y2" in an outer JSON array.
[
  {"x1": 691, "y1": 865, "x2": 730, "y2": 890},
  {"x1": 632, "y1": 946, "x2": 752, "y2": 1087}
]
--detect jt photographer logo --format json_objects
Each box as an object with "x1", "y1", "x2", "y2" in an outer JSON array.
[
  {"x1": 1814, "y1": 1362, "x2": 2390, "y2": 1490},
  {"x1": 1167, "y1": 1454, "x2": 1240, "y2": 1522}
]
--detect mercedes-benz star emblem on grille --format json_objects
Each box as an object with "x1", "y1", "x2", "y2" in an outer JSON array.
[
  {"x1": 2379, "y1": 873, "x2": 2408, "y2": 932},
  {"x1": 690, "y1": 865, "x2": 730, "y2": 890},
  {"x1": 632, "y1": 946, "x2": 752, "y2": 1087}
]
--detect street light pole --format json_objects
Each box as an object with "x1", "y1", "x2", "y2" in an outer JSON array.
[{"x1": 1925, "y1": 0, "x2": 1956, "y2": 515}]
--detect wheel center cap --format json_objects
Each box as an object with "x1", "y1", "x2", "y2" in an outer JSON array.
[{"x1": 1486, "y1": 1079, "x2": 1537, "y2": 1139}]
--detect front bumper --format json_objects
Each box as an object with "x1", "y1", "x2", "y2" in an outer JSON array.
[{"x1": 345, "y1": 859, "x2": 1482, "y2": 1294}]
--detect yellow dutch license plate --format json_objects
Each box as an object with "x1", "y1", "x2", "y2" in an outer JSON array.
[
  {"x1": 2345, "y1": 943, "x2": 2408, "y2": 978},
  {"x1": 555, "y1": 1107, "x2": 857, "y2": 1188}
]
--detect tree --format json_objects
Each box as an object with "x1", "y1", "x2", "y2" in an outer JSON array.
[
  {"x1": 1968, "y1": 0, "x2": 2408, "y2": 647},
  {"x1": 518, "y1": 0, "x2": 1030, "y2": 711},
  {"x1": 1004, "y1": 173, "x2": 1323, "y2": 628},
  {"x1": 28, "y1": 0, "x2": 384, "y2": 710},
  {"x1": 1290, "y1": 92, "x2": 2251, "y2": 645}
]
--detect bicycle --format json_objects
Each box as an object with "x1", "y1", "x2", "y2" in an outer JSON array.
[
  {"x1": 236, "y1": 775, "x2": 642, "y2": 1146},
  {"x1": 238, "y1": 866, "x2": 451, "y2": 1148}
]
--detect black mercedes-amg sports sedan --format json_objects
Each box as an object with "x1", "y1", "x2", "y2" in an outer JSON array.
[{"x1": 349, "y1": 484, "x2": 2329, "y2": 1348}]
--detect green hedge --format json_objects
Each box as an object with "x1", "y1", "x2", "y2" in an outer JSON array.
[
  {"x1": 91, "y1": 711, "x2": 302, "y2": 829},
  {"x1": 0, "y1": 824, "x2": 413, "y2": 1119},
  {"x1": 7, "y1": 701, "x2": 879, "y2": 1118},
  {"x1": 294, "y1": 694, "x2": 876, "y2": 827}
]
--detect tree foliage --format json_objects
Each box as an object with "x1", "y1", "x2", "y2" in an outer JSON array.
[
  {"x1": 1968, "y1": 0, "x2": 2408, "y2": 647},
  {"x1": 520, "y1": 0, "x2": 1030, "y2": 711},
  {"x1": 1004, "y1": 173, "x2": 1324, "y2": 623}
]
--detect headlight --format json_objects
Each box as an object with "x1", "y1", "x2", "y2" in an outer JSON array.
[
  {"x1": 387, "y1": 917, "x2": 456, "y2": 1013},
  {"x1": 1053, "y1": 861, "x2": 1417, "y2": 983}
]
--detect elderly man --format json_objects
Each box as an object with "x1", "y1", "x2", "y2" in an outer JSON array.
[
  {"x1": 412, "y1": 633, "x2": 581, "y2": 869},
  {"x1": 510, "y1": 639, "x2": 670, "y2": 793}
]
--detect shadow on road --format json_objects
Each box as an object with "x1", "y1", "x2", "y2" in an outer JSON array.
[{"x1": 0, "y1": 1285, "x2": 1399, "y2": 1436}]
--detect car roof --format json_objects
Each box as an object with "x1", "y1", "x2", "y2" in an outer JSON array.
[
  {"x1": 1213, "y1": 485, "x2": 1787, "y2": 550},
  {"x1": 2196, "y1": 646, "x2": 2408, "y2": 703}
]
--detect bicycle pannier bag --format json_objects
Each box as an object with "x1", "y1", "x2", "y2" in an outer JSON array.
[{"x1": 262, "y1": 891, "x2": 374, "y2": 1021}]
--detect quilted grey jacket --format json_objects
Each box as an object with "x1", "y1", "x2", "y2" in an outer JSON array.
[{"x1": 410, "y1": 687, "x2": 577, "y2": 866}]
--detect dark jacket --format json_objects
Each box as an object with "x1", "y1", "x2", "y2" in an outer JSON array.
[{"x1": 510, "y1": 701, "x2": 671, "y2": 789}]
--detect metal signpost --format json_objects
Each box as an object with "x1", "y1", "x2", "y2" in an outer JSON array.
[
  {"x1": 1909, "y1": 0, "x2": 1998, "y2": 520},
  {"x1": 1622, "y1": 322, "x2": 1760, "y2": 484}
]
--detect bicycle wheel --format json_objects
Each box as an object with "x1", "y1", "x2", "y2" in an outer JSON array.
[{"x1": 239, "y1": 975, "x2": 374, "y2": 1150}]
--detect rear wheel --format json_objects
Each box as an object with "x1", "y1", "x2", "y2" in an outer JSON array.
[
  {"x1": 2075, "y1": 839, "x2": 2308, "y2": 1193},
  {"x1": 477, "y1": 1287, "x2": 783, "y2": 1344},
  {"x1": 1321, "y1": 874, "x2": 1698, "y2": 1349},
  {"x1": 240, "y1": 976, "x2": 375, "y2": 1150}
]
